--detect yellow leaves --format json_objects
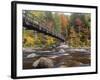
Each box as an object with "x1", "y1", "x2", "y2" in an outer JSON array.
[
  {"x1": 31, "y1": 11, "x2": 45, "y2": 20},
  {"x1": 46, "y1": 36, "x2": 55, "y2": 46},
  {"x1": 24, "y1": 36, "x2": 35, "y2": 47},
  {"x1": 31, "y1": 11, "x2": 44, "y2": 17},
  {"x1": 23, "y1": 29, "x2": 57, "y2": 48},
  {"x1": 68, "y1": 27, "x2": 91, "y2": 48},
  {"x1": 27, "y1": 36, "x2": 34, "y2": 44}
]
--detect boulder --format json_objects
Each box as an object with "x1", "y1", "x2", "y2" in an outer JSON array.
[{"x1": 32, "y1": 57, "x2": 54, "y2": 68}]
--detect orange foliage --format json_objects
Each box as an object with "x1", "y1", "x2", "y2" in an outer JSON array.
[{"x1": 60, "y1": 14, "x2": 69, "y2": 29}]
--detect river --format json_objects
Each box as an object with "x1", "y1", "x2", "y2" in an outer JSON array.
[{"x1": 23, "y1": 48, "x2": 91, "y2": 69}]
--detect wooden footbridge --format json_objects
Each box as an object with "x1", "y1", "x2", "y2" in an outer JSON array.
[{"x1": 23, "y1": 11, "x2": 65, "y2": 42}]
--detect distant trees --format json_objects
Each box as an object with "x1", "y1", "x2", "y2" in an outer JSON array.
[
  {"x1": 68, "y1": 13, "x2": 91, "y2": 47},
  {"x1": 53, "y1": 13, "x2": 61, "y2": 34},
  {"x1": 60, "y1": 14, "x2": 69, "y2": 40},
  {"x1": 44, "y1": 11, "x2": 54, "y2": 31}
]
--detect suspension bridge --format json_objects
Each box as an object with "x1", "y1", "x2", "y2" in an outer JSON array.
[{"x1": 23, "y1": 11, "x2": 65, "y2": 42}]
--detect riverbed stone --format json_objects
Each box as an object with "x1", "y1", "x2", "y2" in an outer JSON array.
[{"x1": 32, "y1": 57, "x2": 54, "y2": 68}]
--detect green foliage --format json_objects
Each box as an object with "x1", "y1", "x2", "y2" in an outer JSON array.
[{"x1": 53, "y1": 13, "x2": 61, "y2": 34}]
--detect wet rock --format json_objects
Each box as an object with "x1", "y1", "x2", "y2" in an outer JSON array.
[
  {"x1": 49, "y1": 55, "x2": 58, "y2": 59},
  {"x1": 57, "y1": 44, "x2": 69, "y2": 49},
  {"x1": 32, "y1": 57, "x2": 54, "y2": 68},
  {"x1": 63, "y1": 53, "x2": 69, "y2": 56},
  {"x1": 27, "y1": 53, "x2": 37, "y2": 58},
  {"x1": 59, "y1": 49, "x2": 65, "y2": 53},
  {"x1": 23, "y1": 48, "x2": 36, "y2": 53}
]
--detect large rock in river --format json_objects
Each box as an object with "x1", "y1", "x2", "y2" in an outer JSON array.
[{"x1": 32, "y1": 57, "x2": 54, "y2": 68}]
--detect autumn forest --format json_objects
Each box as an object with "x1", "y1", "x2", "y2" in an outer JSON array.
[{"x1": 23, "y1": 10, "x2": 91, "y2": 48}]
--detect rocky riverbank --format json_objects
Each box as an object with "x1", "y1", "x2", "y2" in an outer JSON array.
[{"x1": 23, "y1": 47, "x2": 90, "y2": 69}]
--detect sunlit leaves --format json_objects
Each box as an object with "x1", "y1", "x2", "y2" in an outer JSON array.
[
  {"x1": 46, "y1": 36, "x2": 55, "y2": 47},
  {"x1": 23, "y1": 30, "x2": 35, "y2": 47}
]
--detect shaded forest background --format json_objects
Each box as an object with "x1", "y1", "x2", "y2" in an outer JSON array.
[{"x1": 23, "y1": 10, "x2": 91, "y2": 48}]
